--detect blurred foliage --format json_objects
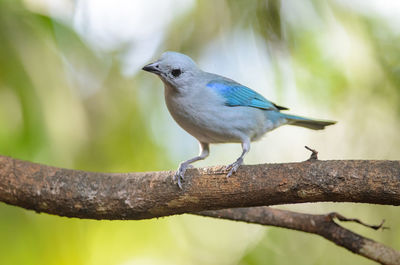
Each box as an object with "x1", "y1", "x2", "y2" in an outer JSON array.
[{"x1": 0, "y1": 0, "x2": 399, "y2": 264}]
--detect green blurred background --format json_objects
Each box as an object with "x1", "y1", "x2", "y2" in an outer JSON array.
[{"x1": 0, "y1": 0, "x2": 399, "y2": 264}]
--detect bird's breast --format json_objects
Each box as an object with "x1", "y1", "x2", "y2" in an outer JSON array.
[
  {"x1": 164, "y1": 86, "x2": 268, "y2": 143},
  {"x1": 164, "y1": 90, "x2": 220, "y2": 138}
]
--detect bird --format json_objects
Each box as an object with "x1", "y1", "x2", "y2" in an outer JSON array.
[{"x1": 142, "y1": 51, "x2": 336, "y2": 189}]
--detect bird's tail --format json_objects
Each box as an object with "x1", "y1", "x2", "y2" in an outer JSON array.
[{"x1": 281, "y1": 113, "x2": 336, "y2": 130}]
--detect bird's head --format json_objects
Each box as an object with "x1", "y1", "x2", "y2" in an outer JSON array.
[{"x1": 142, "y1": 51, "x2": 200, "y2": 89}]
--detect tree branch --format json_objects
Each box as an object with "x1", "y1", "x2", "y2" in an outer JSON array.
[
  {"x1": 199, "y1": 207, "x2": 399, "y2": 265},
  {"x1": 1, "y1": 155, "x2": 398, "y2": 220},
  {"x1": 1, "y1": 155, "x2": 400, "y2": 264}
]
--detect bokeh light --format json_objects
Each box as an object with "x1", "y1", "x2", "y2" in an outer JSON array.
[{"x1": 0, "y1": 0, "x2": 399, "y2": 264}]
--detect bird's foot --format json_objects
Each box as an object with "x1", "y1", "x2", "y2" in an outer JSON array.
[
  {"x1": 225, "y1": 157, "x2": 243, "y2": 178},
  {"x1": 173, "y1": 163, "x2": 193, "y2": 189}
]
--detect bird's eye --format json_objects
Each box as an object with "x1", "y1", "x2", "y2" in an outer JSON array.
[{"x1": 171, "y1": 69, "x2": 182, "y2": 77}]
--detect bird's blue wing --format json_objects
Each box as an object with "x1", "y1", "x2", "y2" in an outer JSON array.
[{"x1": 206, "y1": 79, "x2": 288, "y2": 111}]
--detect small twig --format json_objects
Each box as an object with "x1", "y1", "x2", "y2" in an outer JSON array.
[
  {"x1": 328, "y1": 212, "x2": 388, "y2": 230},
  {"x1": 198, "y1": 207, "x2": 400, "y2": 265},
  {"x1": 305, "y1": 145, "x2": 318, "y2": 161}
]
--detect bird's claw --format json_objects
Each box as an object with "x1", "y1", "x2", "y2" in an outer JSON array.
[
  {"x1": 173, "y1": 170, "x2": 184, "y2": 190},
  {"x1": 173, "y1": 163, "x2": 192, "y2": 189},
  {"x1": 225, "y1": 158, "x2": 243, "y2": 178}
]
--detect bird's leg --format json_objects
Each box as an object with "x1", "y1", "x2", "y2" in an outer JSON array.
[
  {"x1": 225, "y1": 139, "x2": 250, "y2": 178},
  {"x1": 174, "y1": 142, "x2": 209, "y2": 189}
]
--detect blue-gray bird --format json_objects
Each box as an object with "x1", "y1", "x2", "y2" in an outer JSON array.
[{"x1": 142, "y1": 51, "x2": 335, "y2": 188}]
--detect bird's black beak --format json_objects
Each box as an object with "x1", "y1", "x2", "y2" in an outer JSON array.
[{"x1": 142, "y1": 62, "x2": 161, "y2": 74}]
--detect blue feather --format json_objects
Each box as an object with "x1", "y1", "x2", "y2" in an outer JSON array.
[{"x1": 206, "y1": 79, "x2": 287, "y2": 110}]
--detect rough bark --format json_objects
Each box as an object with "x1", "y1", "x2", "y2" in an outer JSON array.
[
  {"x1": 0, "y1": 155, "x2": 399, "y2": 220},
  {"x1": 200, "y1": 208, "x2": 400, "y2": 265},
  {"x1": 0, "y1": 155, "x2": 400, "y2": 264}
]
